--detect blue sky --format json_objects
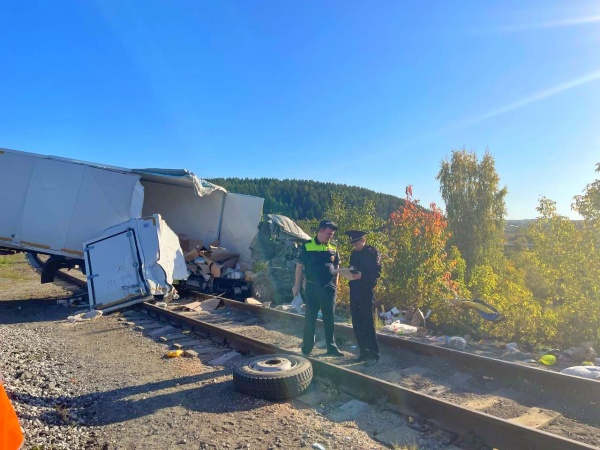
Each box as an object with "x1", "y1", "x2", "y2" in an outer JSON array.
[{"x1": 1, "y1": 1, "x2": 598, "y2": 219}]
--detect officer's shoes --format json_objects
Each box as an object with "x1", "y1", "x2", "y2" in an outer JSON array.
[{"x1": 326, "y1": 349, "x2": 345, "y2": 357}]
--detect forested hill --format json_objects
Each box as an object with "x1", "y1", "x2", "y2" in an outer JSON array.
[{"x1": 207, "y1": 178, "x2": 404, "y2": 220}]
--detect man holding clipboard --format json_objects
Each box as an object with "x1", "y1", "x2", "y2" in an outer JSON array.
[{"x1": 345, "y1": 230, "x2": 382, "y2": 365}]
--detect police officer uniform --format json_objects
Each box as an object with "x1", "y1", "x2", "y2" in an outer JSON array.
[
  {"x1": 296, "y1": 221, "x2": 343, "y2": 356},
  {"x1": 346, "y1": 230, "x2": 381, "y2": 362}
]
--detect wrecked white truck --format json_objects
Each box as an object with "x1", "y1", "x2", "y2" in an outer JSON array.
[{"x1": 0, "y1": 147, "x2": 264, "y2": 311}]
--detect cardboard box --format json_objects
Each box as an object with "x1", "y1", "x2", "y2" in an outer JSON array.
[
  {"x1": 204, "y1": 245, "x2": 239, "y2": 263},
  {"x1": 184, "y1": 249, "x2": 200, "y2": 262}
]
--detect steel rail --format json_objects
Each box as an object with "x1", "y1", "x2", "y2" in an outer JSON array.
[
  {"x1": 33, "y1": 257, "x2": 598, "y2": 449},
  {"x1": 142, "y1": 301, "x2": 597, "y2": 450},
  {"x1": 36, "y1": 256, "x2": 598, "y2": 405},
  {"x1": 215, "y1": 297, "x2": 599, "y2": 404}
]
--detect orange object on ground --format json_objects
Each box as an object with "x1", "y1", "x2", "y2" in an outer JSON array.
[{"x1": 0, "y1": 383, "x2": 24, "y2": 450}]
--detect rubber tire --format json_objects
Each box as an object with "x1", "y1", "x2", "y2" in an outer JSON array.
[
  {"x1": 251, "y1": 275, "x2": 274, "y2": 303},
  {"x1": 233, "y1": 354, "x2": 313, "y2": 401}
]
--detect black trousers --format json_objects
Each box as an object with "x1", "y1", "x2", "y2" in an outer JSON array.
[
  {"x1": 350, "y1": 285, "x2": 379, "y2": 359},
  {"x1": 301, "y1": 283, "x2": 338, "y2": 354}
]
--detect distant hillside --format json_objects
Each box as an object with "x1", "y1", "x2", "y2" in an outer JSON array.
[{"x1": 207, "y1": 178, "x2": 404, "y2": 220}]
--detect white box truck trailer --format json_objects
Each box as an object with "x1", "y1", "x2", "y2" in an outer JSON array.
[{"x1": 0, "y1": 147, "x2": 264, "y2": 311}]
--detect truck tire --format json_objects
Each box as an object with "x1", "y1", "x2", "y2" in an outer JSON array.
[
  {"x1": 233, "y1": 354, "x2": 313, "y2": 401},
  {"x1": 251, "y1": 275, "x2": 274, "y2": 303}
]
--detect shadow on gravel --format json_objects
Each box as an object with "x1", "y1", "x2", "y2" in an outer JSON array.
[
  {"x1": 0, "y1": 299, "x2": 85, "y2": 324},
  {"x1": 76, "y1": 371, "x2": 257, "y2": 425}
]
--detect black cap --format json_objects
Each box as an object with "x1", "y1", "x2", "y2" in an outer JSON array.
[
  {"x1": 345, "y1": 230, "x2": 367, "y2": 244},
  {"x1": 318, "y1": 220, "x2": 338, "y2": 231}
]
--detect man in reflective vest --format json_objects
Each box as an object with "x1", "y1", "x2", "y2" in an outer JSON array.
[
  {"x1": 293, "y1": 220, "x2": 344, "y2": 357},
  {"x1": 0, "y1": 371, "x2": 24, "y2": 450}
]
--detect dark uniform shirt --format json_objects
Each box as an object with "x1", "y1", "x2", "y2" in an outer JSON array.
[
  {"x1": 349, "y1": 244, "x2": 381, "y2": 290},
  {"x1": 297, "y1": 236, "x2": 340, "y2": 287}
]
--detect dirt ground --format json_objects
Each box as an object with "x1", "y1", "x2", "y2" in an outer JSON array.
[
  {"x1": 4, "y1": 253, "x2": 597, "y2": 449},
  {"x1": 0, "y1": 253, "x2": 422, "y2": 450}
]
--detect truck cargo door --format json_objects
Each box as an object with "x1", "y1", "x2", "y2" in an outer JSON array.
[{"x1": 84, "y1": 228, "x2": 149, "y2": 311}]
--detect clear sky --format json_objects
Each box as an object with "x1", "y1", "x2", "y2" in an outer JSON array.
[{"x1": 1, "y1": 1, "x2": 598, "y2": 219}]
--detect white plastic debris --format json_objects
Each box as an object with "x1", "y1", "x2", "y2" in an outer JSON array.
[
  {"x1": 505, "y1": 342, "x2": 520, "y2": 353},
  {"x1": 291, "y1": 294, "x2": 304, "y2": 314},
  {"x1": 312, "y1": 443, "x2": 326, "y2": 450},
  {"x1": 383, "y1": 321, "x2": 417, "y2": 335},
  {"x1": 560, "y1": 366, "x2": 600, "y2": 380},
  {"x1": 83, "y1": 310, "x2": 103, "y2": 320},
  {"x1": 67, "y1": 310, "x2": 103, "y2": 322},
  {"x1": 448, "y1": 336, "x2": 467, "y2": 350}
]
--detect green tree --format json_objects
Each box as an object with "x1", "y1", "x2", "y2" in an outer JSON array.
[
  {"x1": 522, "y1": 196, "x2": 600, "y2": 345},
  {"x1": 322, "y1": 192, "x2": 386, "y2": 309},
  {"x1": 573, "y1": 162, "x2": 600, "y2": 222},
  {"x1": 436, "y1": 148, "x2": 507, "y2": 276},
  {"x1": 380, "y1": 187, "x2": 465, "y2": 328}
]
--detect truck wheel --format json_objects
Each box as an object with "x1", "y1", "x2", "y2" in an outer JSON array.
[
  {"x1": 251, "y1": 275, "x2": 274, "y2": 302},
  {"x1": 233, "y1": 354, "x2": 313, "y2": 401}
]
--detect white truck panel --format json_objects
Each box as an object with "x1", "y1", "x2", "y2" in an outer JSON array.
[
  {"x1": 84, "y1": 215, "x2": 186, "y2": 310},
  {"x1": 140, "y1": 178, "x2": 225, "y2": 250},
  {"x1": 219, "y1": 193, "x2": 265, "y2": 263},
  {"x1": 0, "y1": 149, "x2": 143, "y2": 257},
  {"x1": 139, "y1": 177, "x2": 264, "y2": 263}
]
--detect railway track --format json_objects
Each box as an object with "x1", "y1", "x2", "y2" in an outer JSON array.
[{"x1": 33, "y1": 254, "x2": 599, "y2": 449}]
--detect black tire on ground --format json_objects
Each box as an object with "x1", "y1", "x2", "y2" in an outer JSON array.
[
  {"x1": 233, "y1": 354, "x2": 313, "y2": 401},
  {"x1": 251, "y1": 275, "x2": 274, "y2": 303}
]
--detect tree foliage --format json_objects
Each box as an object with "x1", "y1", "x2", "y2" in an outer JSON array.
[
  {"x1": 321, "y1": 193, "x2": 386, "y2": 309},
  {"x1": 207, "y1": 177, "x2": 403, "y2": 221},
  {"x1": 519, "y1": 191, "x2": 600, "y2": 346},
  {"x1": 573, "y1": 163, "x2": 600, "y2": 222},
  {"x1": 437, "y1": 149, "x2": 507, "y2": 276}
]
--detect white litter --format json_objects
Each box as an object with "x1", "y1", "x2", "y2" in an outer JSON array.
[
  {"x1": 560, "y1": 366, "x2": 600, "y2": 380},
  {"x1": 505, "y1": 342, "x2": 520, "y2": 353},
  {"x1": 83, "y1": 310, "x2": 103, "y2": 320},
  {"x1": 448, "y1": 336, "x2": 467, "y2": 350},
  {"x1": 383, "y1": 321, "x2": 417, "y2": 335},
  {"x1": 291, "y1": 294, "x2": 304, "y2": 314},
  {"x1": 67, "y1": 310, "x2": 103, "y2": 322}
]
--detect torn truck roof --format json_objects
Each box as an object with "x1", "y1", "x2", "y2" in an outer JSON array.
[{"x1": 0, "y1": 147, "x2": 264, "y2": 263}]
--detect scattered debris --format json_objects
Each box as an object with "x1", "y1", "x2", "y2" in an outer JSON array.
[
  {"x1": 198, "y1": 297, "x2": 222, "y2": 312},
  {"x1": 505, "y1": 342, "x2": 520, "y2": 353},
  {"x1": 383, "y1": 321, "x2": 418, "y2": 335},
  {"x1": 448, "y1": 336, "x2": 467, "y2": 351},
  {"x1": 291, "y1": 294, "x2": 304, "y2": 314},
  {"x1": 564, "y1": 343, "x2": 597, "y2": 363},
  {"x1": 539, "y1": 354, "x2": 557, "y2": 366},
  {"x1": 67, "y1": 310, "x2": 103, "y2": 323},
  {"x1": 560, "y1": 366, "x2": 600, "y2": 380},
  {"x1": 244, "y1": 297, "x2": 262, "y2": 305}
]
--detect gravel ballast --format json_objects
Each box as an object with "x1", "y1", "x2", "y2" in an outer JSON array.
[{"x1": 0, "y1": 254, "x2": 408, "y2": 449}]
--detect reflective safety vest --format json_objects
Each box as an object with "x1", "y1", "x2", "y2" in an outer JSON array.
[
  {"x1": 304, "y1": 238, "x2": 336, "y2": 253},
  {"x1": 301, "y1": 238, "x2": 338, "y2": 286},
  {"x1": 0, "y1": 383, "x2": 24, "y2": 450}
]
